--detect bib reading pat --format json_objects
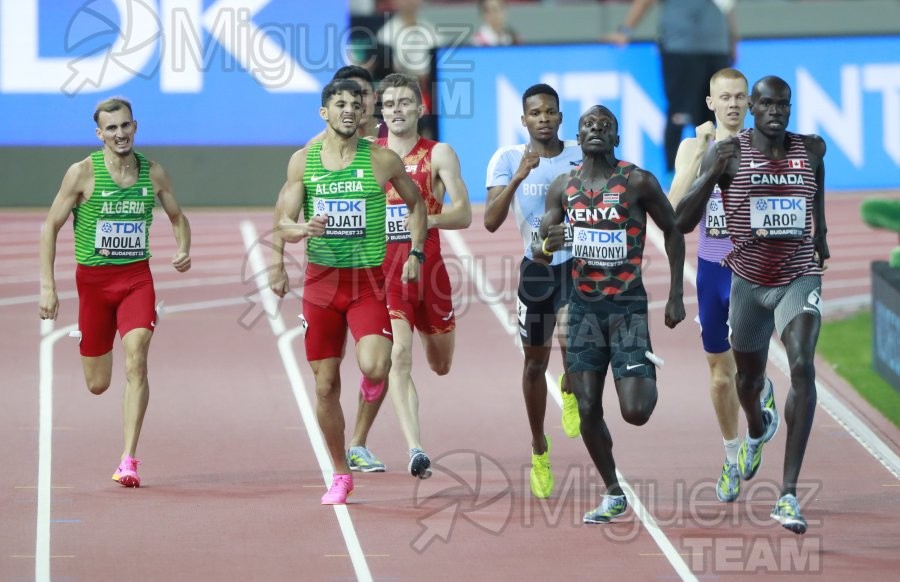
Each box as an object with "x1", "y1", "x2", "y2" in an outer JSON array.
[{"x1": 705, "y1": 198, "x2": 729, "y2": 238}]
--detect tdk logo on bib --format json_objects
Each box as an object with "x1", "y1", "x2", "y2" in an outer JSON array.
[
  {"x1": 102, "y1": 222, "x2": 144, "y2": 234},
  {"x1": 318, "y1": 200, "x2": 363, "y2": 213},
  {"x1": 313, "y1": 197, "x2": 365, "y2": 238},
  {"x1": 579, "y1": 230, "x2": 623, "y2": 243},
  {"x1": 756, "y1": 198, "x2": 803, "y2": 211},
  {"x1": 573, "y1": 227, "x2": 626, "y2": 267}
]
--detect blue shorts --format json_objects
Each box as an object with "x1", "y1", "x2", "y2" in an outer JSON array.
[{"x1": 696, "y1": 258, "x2": 732, "y2": 354}]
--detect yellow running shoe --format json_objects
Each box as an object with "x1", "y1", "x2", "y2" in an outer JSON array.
[
  {"x1": 529, "y1": 435, "x2": 553, "y2": 498},
  {"x1": 560, "y1": 373, "x2": 580, "y2": 438}
]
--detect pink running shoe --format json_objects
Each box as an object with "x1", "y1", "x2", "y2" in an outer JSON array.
[
  {"x1": 359, "y1": 376, "x2": 385, "y2": 402},
  {"x1": 112, "y1": 456, "x2": 141, "y2": 488},
  {"x1": 321, "y1": 474, "x2": 354, "y2": 504}
]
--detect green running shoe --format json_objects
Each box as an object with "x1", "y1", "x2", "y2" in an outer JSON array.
[
  {"x1": 583, "y1": 494, "x2": 628, "y2": 524},
  {"x1": 716, "y1": 460, "x2": 741, "y2": 502},
  {"x1": 347, "y1": 446, "x2": 386, "y2": 472},
  {"x1": 737, "y1": 435, "x2": 765, "y2": 481},
  {"x1": 560, "y1": 373, "x2": 580, "y2": 438},
  {"x1": 760, "y1": 377, "x2": 780, "y2": 443},
  {"x1": 529, "y1": 435, "x2": 553, "y2": 498},
  {"x1": 771, "y1": 493, "x2": 808, "y2": 534}
]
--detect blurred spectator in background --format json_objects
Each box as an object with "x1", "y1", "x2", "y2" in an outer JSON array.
[
  {"x1": 608, "y1": 0, "x2": 737, "y2": 173},
  {"x1": 376, "y1": 0, "x2": 442, "y2": 136},
  {"x1": 377, "y1": 1, "x2": 440, "y2": 101},
  {"x1": 350, "y1": 0, "x2": 376, "y2": 15},
  {"x1": 472, "y1": 0, "x2": 521, "y2": 46}
]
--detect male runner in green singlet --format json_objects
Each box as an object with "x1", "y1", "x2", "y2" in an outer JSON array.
[
  {"x1": 269, "y1": 79, "x2": 426, "y2": 504},
  {"x1": 39, "y1": 97, "x2": 192, "y2": 488}
]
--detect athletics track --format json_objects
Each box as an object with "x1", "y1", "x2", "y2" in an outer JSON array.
[{"x1": 2, "y1": 192, "x2": 899, "y2": 581}]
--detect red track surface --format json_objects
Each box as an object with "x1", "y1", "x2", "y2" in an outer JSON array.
[{"x1": 2, "y1": 192, "x2": 899, "y2": 581}]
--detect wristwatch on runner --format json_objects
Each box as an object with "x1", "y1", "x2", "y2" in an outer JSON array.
[{"x1": 408, "y1": 248, "x2": 426, "y2": 264}]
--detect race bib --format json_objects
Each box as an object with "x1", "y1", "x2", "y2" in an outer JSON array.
[
  {"x1": 572, "y1": 226, "x2": 627, "y2": 267},
  {"x1": 94, "y1": 220, "x2": 147, "y2": 258},
  {"x1": 528, "y1": 219, "x2": 574, "y2": 251},
  {"x1": 313, "y1": 197, "x2": 366, "y2": 238},
  {"x1": 562, "y1": 222, "x2": 573, "y2": 250},
  {"x1": 750, "y1": 195, "x2": 805, "y2": 238},
  {"x1": 704, "y1": 198, "x2": 729, "y2": 238},
  {"x1": 386, "y1": 204, "x2": 410, "y2": 243}
]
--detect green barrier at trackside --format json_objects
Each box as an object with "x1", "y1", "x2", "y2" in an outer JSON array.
[{"x1": 861, "y1": 198, "x2": 900, "y2": 268}]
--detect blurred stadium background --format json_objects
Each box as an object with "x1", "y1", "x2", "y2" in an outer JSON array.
[{"x1": 0, "y1": 0, "x2": 898, "y2": 208}]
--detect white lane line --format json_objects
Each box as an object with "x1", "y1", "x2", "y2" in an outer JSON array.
[
  {"x1": 162, "y1": 296, "x2": 248, "y2": 314},
  {"x1": 645, "y1": 224, "x2": 900, "y2": 480},
  {"x1": 1, "y1": 275, "x2": 242, "y2": 308},
  {"x1": 239, "y1": 222, "x2": 285, "y2": 337},
  {"x1": 822, "y1": 294, "x2": 870, "y2": 316},
  {"x1": 36, "y1": 324, "x2": 76, "y2": 582},
  {"x1": 32, "y1": 290, "x2": 312, "y2": 581},
  {"x1": 766, "y1": 341, "x2": 900, "y2": 480},
  {"x1": 443, "y1": 237, "x2": 564, "y2": 405},
  {"x1": 618, "y1": 474, "x2": 698, "y2": 582},
  {"x1": 277, "y1": 328, "x2": 372, "y2": 580},
  {"x1": 0, "y1": 270, "x2": 241, "y2": 287},
  {"x1": 452, "y1": 247, "x2": 521, "y2": 338},
  {"x1": 444, "y1": 230, "x2": 697, "y2": 582},
  {"x1": 240, "y1": 220, "x2": 372, "y2": 582}
]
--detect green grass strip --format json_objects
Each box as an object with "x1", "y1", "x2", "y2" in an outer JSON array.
[{"x1": 818, "y1": 311, "x2": 900, "y2": 428}]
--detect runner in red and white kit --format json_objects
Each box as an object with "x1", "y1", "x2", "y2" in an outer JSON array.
[
  {"x1": 676, "y1": 75, "x2": 829, "y2": 534},
  {"x1": 348, "y1": 73, "x2": 471, "y2": 478},
  {"x1": 672, "y1": 68, "x2": 779, "y2": 504}
]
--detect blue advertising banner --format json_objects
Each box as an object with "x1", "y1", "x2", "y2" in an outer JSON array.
[
  {"x1": 0, "y1": 0, "x2": 349, "y2": 145},
  {"x1": 435, "y1": 37, "x2": 900, "y2": 201},
  {"x1": 873, "y1": 261, "x2": 900, "y2": 390}
]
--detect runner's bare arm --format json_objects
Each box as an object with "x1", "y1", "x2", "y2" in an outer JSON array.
[
  {"x1": 534, "y1": 173, "x2": 568, "y2": 263},
  {"x1": 378, "y1": 147, "x2": 425, "y2": 283},
  {"x1": 271, "y1": 179, "x2": 290, "y2": 253},
  {"x1": 807, "y1": 134, "x2": 829, "y2": 266},
  {"x1": 269, "y1": 180, "x2": 293, "y2": 298},
  {"x1": 639, "y1": 169, "x2": 686, "y2": 329},
  {"x1": 668, "y1": 121, "x2": 715, "y2": 208},
  {"x1": 485, "y1": 146, "x2": 540, "y2": 232},
  {"x1": 275, "y1": 149, "x2": 327, "y2": 244},
  {"x1": 39, "y1": 160, "x2": 89, "y2": 320},
  {"x1": 675, "y1": 137, "x2": 738, "y2": 234},
  {"x1": 151, "y1": 161, "x2": 191, "y2": 273},
  {"x1": 269, "y1": 149, "x2": 327, "y2": 297},
  {"x1": 430, "y1": 142, "x2": 472, "y2": 230}
]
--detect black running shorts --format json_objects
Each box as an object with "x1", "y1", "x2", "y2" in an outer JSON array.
[{"x1": 566, "y1": 286, "x2": 656, "y2": 380}]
